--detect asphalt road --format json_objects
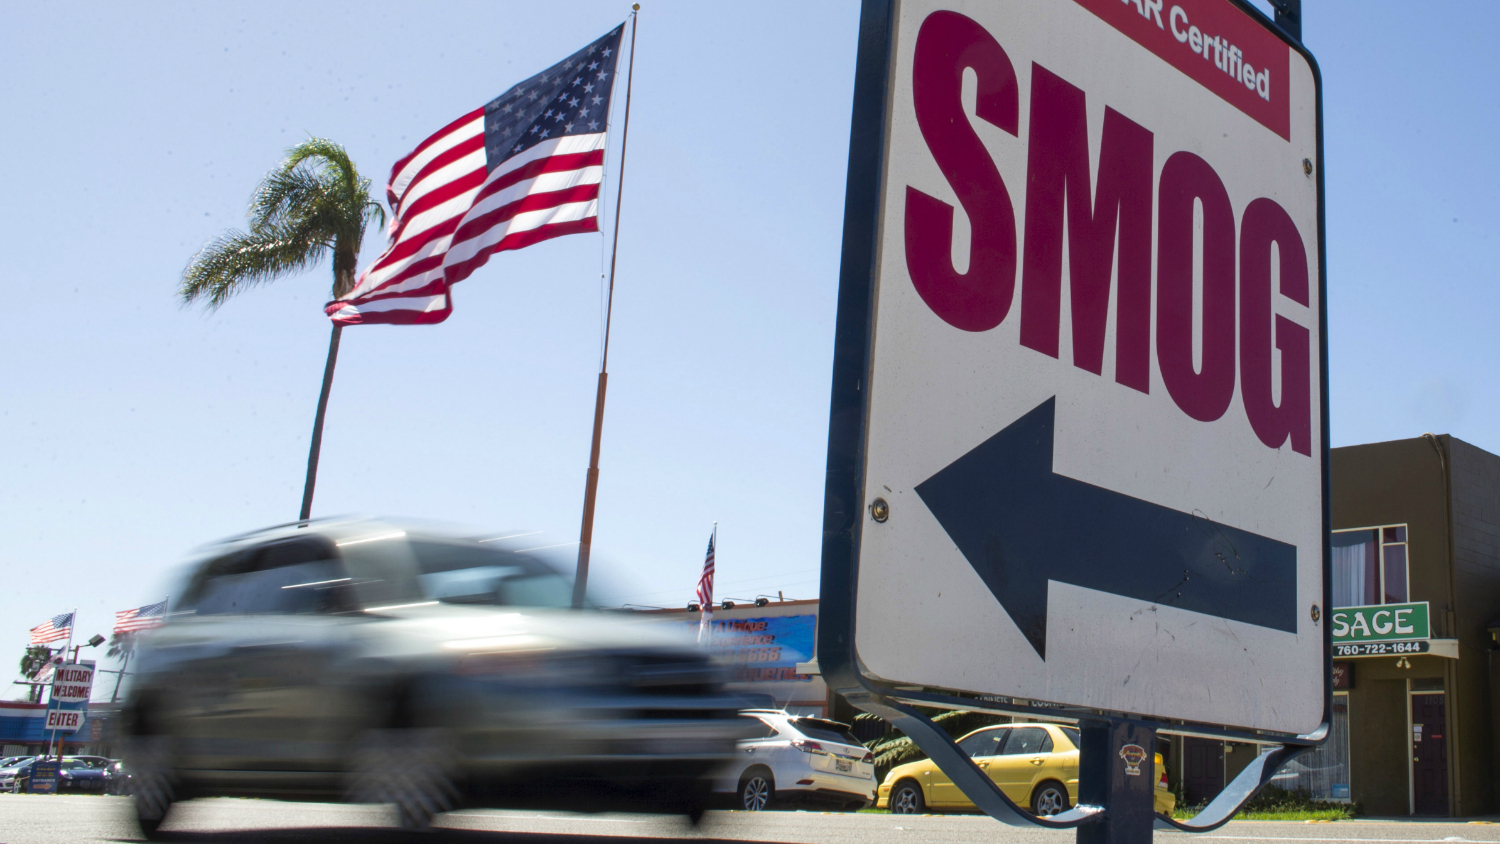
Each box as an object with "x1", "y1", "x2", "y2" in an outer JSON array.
[{"x1": 2, "y1": 795, "x2": 1499, "y2": 844}]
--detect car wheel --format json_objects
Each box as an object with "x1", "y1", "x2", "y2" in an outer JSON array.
[
  {"x1": 126, "y1": 734, "x2": 178, "y2": 839},
  {"x1": 1030, "y1": 780, "x2": 1070, "y2": 816},
  {"x1": 889, "y1": 780, "x2": 925, "y2": 814},
  {"x1": 346, "y1": 728, "x2": 459, "y2": 830},
  {"x1": 739, "y1": 768, "x2": 774, "y2": 811}
]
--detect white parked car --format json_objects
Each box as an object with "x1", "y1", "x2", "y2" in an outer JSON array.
[{"x1": 714, "y1": 710, "x2": 876, "y2": 811}]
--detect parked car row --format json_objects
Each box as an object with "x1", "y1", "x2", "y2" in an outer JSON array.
[
  {"x1": 2, "y1": 722, "x2": 1172, "y2": 817},
  {"x1": 0, "y1": 755, "x2": 128, "y2": 794},
  {"x1": 715, "y1": 717, "x2": 1176, "y2": 818}
]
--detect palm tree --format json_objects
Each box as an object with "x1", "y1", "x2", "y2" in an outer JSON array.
[
  {"x1": 105, "y1": 631, "x2": 135, "y2": 663},
  {"x1": 181, "y1": 138, "x2": 385, "y2": 520},
  {"x1": 18, "y1": 645, "x2": 52, "y2": 703},
  {"x1": 104, "y1": 632, "x2": 137, "y2": 702}
]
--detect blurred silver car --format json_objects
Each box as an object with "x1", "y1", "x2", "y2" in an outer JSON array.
[{"x1": 125, "y1": 518, "x2": 749, "y2": 835}]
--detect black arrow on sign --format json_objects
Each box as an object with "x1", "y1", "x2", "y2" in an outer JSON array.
[{"x1": 914, "y1": 398, "x2": 1298, "y2": 661}]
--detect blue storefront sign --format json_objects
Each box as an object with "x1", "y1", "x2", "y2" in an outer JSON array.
[
  {"x1": 681, "y1": 614, "x2": 817, "y2": 682},
  {"x1": 0, "y1": 702, "x2": 91, "y2": 744}
]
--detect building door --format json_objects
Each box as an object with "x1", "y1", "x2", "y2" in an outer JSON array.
[
  {"x1": 1410, "y1": 693, "x2": 1448, "y2": 815},
  {"x1": 1183, "y1": 738, "x2": 1224, "y2": 805}
]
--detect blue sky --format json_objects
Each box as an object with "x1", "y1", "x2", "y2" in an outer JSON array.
[{"x1": 3, "y1": 1, "x2": 1497, "y2": 693}]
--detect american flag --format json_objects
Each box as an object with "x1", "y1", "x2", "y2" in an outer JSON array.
[
  {"x1": 696, "y1": 530, "x2": 715, "y2": 644},
  {"x1": 29, "y1": 612, "x2": 73, "y2": 645},
  {"x1": 114, "y1": 600, "x2": 168, "y2": 634},
  {"x1": 327, "y1": 23, "x2": 626, "y2": 325},
  {"x1": 696, "y1": 531, "x2": 716, "y2": 609}
]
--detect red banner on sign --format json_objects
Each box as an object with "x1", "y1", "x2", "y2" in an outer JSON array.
[{"x1": 1072, "y1": 0, "x2": 1290, "y2": 140}]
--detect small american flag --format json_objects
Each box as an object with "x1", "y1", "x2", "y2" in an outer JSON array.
[
  {"x1": 327, "y1": 23, "x2": 627, "y2": 325},
  {"x1": 696, "y1": 529, "x2": 715, "y2": 643},
  {"x1": 696, "y1": 531, "x2": 716, "y2": 608},
  {"x1": 114, "y1": 599, "x2": 168, "y2": 634},
  {"x1": 29, "y1": 612, "x2": 73, "y2": 645}
]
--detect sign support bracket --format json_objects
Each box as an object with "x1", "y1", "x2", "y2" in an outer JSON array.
[
  {"x1": 852, "y1": 694, "x2": 1103, "y2": 829},
  {"x1": 852, "y1": 692, "x2": 1318, "y2": 840},
  {"x1": 1151, "y1": 741, "x2": 1314, "y2": 833}
]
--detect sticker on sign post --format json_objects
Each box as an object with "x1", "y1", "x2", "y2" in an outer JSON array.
[{"x1": 819, "y1": 0, "x2": 1328, "y2": 835}]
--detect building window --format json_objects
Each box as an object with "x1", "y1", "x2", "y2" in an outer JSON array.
[
  {"x1": 1263, "y1": 694, "x2": 1350, "y2": 800},
  {"x1": 1381, "y1": 527, "x2": 1408, "y2": 604},
  {"x1": 1331, "y1": 525, "x2": 1408, "y2": 608}
]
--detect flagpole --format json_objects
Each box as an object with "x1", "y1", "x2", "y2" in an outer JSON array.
[
  {"x1": 109, "y1": 651, "x2": 131, "y2": 704},
  {"x1": 572, "y1": 4, "x2": 641, "y2": 609},
  {"x1": 48, "y1": 609, "x2": 76, "y2": 761}
]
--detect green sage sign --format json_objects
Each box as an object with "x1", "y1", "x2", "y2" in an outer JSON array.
[{"x1": 1331, "y1": 602, "x2": 1429, "y2": 643}]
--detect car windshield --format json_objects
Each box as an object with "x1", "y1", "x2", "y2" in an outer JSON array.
[
  {"x1": 788, "y1": 718, "x2": 861, "y2": 746},
  {"x1": 177, "y1": 537, "x2": 347, "y2": 615},
  {"x1": 60, "y1": 759, "x2": 89, "y2": 769},
  {"x1": 409, "y1": 540, "x2": 578, "y2": 609}
]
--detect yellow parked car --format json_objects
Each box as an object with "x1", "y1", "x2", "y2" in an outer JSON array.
[{"x1": 876, "y1": 723, "x2": 1175, "y2": 816}]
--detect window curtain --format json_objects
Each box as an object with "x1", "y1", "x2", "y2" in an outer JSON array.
[{"x1": 1331, "y1": 530, "x2": 1377, "y2": 608}]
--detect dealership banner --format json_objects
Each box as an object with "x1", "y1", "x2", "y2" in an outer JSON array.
[{"x1": 680, "y1": 615, "x2": 817, "y2": 682}]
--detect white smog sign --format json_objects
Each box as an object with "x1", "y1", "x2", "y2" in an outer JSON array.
[{"x1": 834, "y1": 0, "x2": 1326, "y2": 736}]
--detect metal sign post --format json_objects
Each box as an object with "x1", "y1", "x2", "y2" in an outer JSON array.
[
  {"x1": 818, "y1": 0, "x2": 1329, "y2": 840},
  {"x1": 1078, "y1": 721, "x2": 1157, "y2": 844}
]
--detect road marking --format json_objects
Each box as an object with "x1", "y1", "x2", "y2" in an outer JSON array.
[
  {"x1": 443, "y1": 813, "x2": 653, "y2": 824},
  {"x1": 1194, "y1": 837, "x2": 1489, "y2": 843}
]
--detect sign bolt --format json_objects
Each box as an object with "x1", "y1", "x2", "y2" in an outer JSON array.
[
  {"x1": 1310, "y1": 604, "x2": 1321, "y2": 623},
  {"x1": 1302, "y1": 158, "x2": 1313, "y2": 177},
  {"x1": 870, "y1": 497, "x2": 890, "y2": 523}
]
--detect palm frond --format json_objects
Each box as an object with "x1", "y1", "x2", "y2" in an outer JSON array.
[
  {"x1": 281, "y1": 137, "x2": 358, "y2": 186},
  {"x1": 182, "y1": 136, "x2": 382, "y2": 308},
  {"x1": 249, "y1": 166, "x2": 329, "y2": 232},
  {"x1": 854, "y1": 709, "x2": 1014, "y2": 774},
  {"x1": 106, "y1": 632, "x2": 136, "y2": 660},
  {"x1": 180, "y1": 223, "x2": 330, "y2": 308},
  {"x1": 365, "y1": 196, "x2": 386, "y2": 232}
]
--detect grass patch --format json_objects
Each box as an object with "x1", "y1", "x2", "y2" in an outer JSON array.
[
  {"x1": 1174, "y1": 806, "x2": 1353, "y2": 821},
  {"x1": 1174, "y1": 786, "x2": 1357, "y2": 822}
]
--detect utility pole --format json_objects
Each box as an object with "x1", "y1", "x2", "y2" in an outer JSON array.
[{"x1": 107, "y1": 655, "x2": 131, "y2": 703}]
